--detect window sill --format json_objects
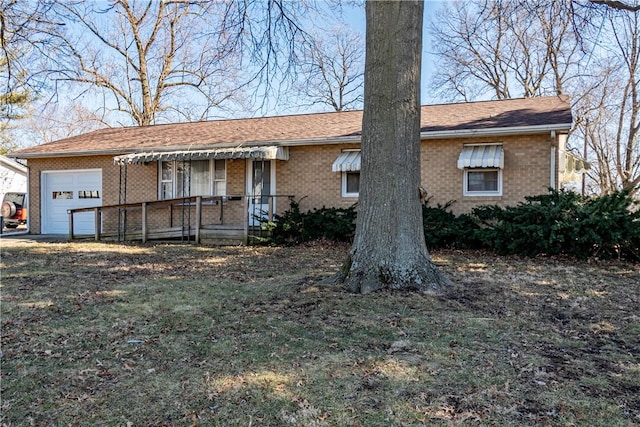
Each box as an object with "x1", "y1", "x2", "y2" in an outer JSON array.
[{"x1": 462, "y1": 195, "x2": 503, "y2": 201}]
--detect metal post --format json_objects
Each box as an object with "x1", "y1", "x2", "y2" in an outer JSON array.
[
  {"x1": 94, "y1": 208, "x2": 101, "y2": 241},
  {"x1": 243, "y1": 196, "x2": 249, "y2": 245},
  {"x1": 195, "y1": 196, "x2": 202, "y2": 244},
  {"x1": 118, "y1": 163, "x2": 128, "y2": 241},
  {"x1": 142, "y1": 202, "x2": 148, "y2": 243},
  {"x1": 68, "y1": 210, "x2": 74, "y2": 240}
]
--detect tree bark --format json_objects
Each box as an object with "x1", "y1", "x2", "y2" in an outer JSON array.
[{"x1": 341, "y1": 0, "x2": 450, "y2": 294}]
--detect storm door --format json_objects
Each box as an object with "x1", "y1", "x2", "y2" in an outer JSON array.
[{"x1": 247, "y1": 160, "x2": 275, "y2": 226}]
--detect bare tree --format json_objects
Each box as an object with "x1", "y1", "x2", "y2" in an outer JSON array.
[
  {"x1": 0, "y1": 0, "x2": 59, "y2": 96},
  {"x1": 428, "y1": 0, "x2": 585, "y2": 101},
  {"x1": 295, "y1": 26, "x2": 364, "y2": 111},
  {"x1": 0, "y1": 0, "x2": 63, "y2": 151},
  {"x1": 47, "y1": 0, "x2": 244, "y2": 126},
  {"x1": 340, "y1": 0, "x2": 450, "y2": 293},
  {"x1": 575, "y1": 5, "x2": 640, "y2": 195}
]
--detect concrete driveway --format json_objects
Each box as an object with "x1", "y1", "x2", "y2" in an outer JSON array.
[{"x1": 0, "y1": 231, "x2": 69, "y2": 246}]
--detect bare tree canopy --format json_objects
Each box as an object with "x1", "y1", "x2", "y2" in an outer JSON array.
[
  {"x1": 3, "y1": 0, "x2": 317, "y2": 130},
  {"x1": 45, "y1": 0, "x2": 249, "y2": 126},
  {"x1": 575, "y1": 4, "x2": 640, "y2": 194},
  {"x1": 295, "y1": 26, "x2": 364, "y2": 111},
  {"x1": 1, "y1": 0, "x2": 62, "y2": 151},
  {"x1": 0, "y1": 0, "x2": 59, "y2": 94},
  {"x1": 428, "y1": 0, "x2": 585, "y2": 101}
]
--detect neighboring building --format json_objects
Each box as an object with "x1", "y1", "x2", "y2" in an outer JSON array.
[
  {"x1": 10, "y1": 96, "x2": 580, "y2": 237},
  {"x1": 0, "y1": 155, "x2": 27, "y2": 202}
]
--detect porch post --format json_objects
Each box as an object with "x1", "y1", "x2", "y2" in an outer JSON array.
[
  {"x1": 94, "y1": 208, "x2": 101, "y2": 241},
  {"x1": 195, "y1": 196, "x2": 202, "y2": 244},
  {"x1": 243, "y1": 195, "x2": 249, "y2": 245},
  {"x1": 68, "y1": 210, "x2": 74, "y2": 240},
  {"x1": 142, "y1": 202, "x2": 148, "y2": 243}
]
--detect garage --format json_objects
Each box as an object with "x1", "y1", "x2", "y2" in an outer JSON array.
[{"x1": 41, "y1": 170, "x2": 102, "y2": 234}]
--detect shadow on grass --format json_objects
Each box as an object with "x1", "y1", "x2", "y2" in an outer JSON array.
[{"x1": 1, "y1": 241, "x2": 639, "y2": 426}]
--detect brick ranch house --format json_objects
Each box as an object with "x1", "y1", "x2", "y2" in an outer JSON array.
[{"x1": 10, "y1": 95, "x2": 582, "y2": 241}]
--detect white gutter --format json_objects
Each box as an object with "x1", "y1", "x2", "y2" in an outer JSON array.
[
  {"x1": 419, "y1": 123, "x2": 571, "y2": 139},
  {"x1": 0, "y1": 155, "x2": 28, "y2": 173}
]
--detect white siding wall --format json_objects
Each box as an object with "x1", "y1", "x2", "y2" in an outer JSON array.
[{"x1": 0, "y1": 156, "x2": 27, "y2": 202}]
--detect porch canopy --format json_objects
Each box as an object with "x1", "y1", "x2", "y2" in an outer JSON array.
[
  {"x1": 457, "y1": 144, "x2": 504, "y2": 169},
  {"x1": 113, "y1": 146, "x2": 289, "y2": 165},
  {"x1": 332, "y1": 150, "x2": 361, "y2": 172}
]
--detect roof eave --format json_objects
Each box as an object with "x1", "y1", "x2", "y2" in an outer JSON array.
[
  {"x1": 8, "y1": 137, "x2": 364, "y2": 159},
  {"x1": 8, "y1": 123, "x2": 572, "y2": 159},
  {"x1": 420, "y1": 123, "x2": 572, "y2": 139},
  {"x1": 0, "y1": 155, "x2": 28, "y2": 172},
  {"x1": 7, "y1": 148, "x2": 131, "y2": 160}
]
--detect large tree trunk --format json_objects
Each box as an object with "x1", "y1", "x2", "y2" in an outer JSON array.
[{"x1": 342, "y1": 0, "x2": 450, "y2": 294}]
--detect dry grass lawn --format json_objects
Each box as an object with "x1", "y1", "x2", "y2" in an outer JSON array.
[{"x1": 1, "y1": 238, "x2": 639, "y2": 426}]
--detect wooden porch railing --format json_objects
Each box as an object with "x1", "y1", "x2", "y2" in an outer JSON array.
[{"x1": 67, "y1": 194, "x2": 294, "y2": 244}]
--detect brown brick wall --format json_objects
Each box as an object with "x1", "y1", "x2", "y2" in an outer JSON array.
[
  {"x1": 421, "y1": 135, "x2": 554, "y2": 215},
  {"x1": 278, "y1": 144, "x2": 360, "y2": 213},
  {"x1": 25, "y1": 133, "x2": 557, "y2": 233}
]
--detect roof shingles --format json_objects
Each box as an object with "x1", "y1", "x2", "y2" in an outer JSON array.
[{"x1": 13, "y1": 96, "x2": 572, "y2": 157}]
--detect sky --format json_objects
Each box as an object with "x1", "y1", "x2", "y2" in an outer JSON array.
[{"x1": 339, "y1": 1, "x2": 444, "y2": 105}]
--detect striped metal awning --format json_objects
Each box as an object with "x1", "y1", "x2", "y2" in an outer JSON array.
[
  {"x1": 114, "y1": 146, "x2": 289, "y2": 165},
  {"x1": 332, "y1": 150, "x2": 361, "y2": 172},
  {"x1": 457, "y1": 144, "x2": 504, "y2": 169}
]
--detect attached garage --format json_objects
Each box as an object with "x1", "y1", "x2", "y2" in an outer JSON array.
[{"x1": 41, "y1": 169, "x2": 102, "y2": 234}]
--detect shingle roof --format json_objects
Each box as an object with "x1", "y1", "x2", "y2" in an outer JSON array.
[{"x1": 12, "y1": 95, "x2": 572, "y2": 158}]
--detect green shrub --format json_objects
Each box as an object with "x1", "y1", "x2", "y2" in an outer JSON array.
[
  {"x1": 260, "y1": 199, "x2": 356, "y2": 245},
  {"x1": 470, "y1": 189, "x2": 640, "y2": 260},
  {"x1": 422, "y1": 199, "x2": 481, "y2": 250},
  {"x1": 572, "y1": 190, "x2": 640, "y2": 260}
]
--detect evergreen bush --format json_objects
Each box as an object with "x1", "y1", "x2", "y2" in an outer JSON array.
[
  {"x1": 260, "y1": 191, "x2": 639, "y2": 261},
  {"x1": 470, "y1": 189, "x2": 640, "y2": 260},
  {"x1": 260, "y1": 199, "x2": 356, "y2": 245},
  {"x1": 422, "y1": 199, "x2": 481, "y2": 249}
]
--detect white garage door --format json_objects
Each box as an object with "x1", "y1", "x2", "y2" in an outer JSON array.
[{"x1": 42, "y1": 170, "x2": 102, "y2": 235}]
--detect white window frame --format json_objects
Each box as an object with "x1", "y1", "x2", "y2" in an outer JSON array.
[
  {"x1": 463, "y1": 168, "x2": 502, "y2": 196},
  {"x1": 158, "y1": 159, "x2": 226, "y2": 200},
  {"x1": 341, "y1": 171, "x2": 360, "y2": 198}
]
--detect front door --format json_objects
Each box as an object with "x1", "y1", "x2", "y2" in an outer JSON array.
[{"x1": 247, "y1": 160, "x2": 275, "y2": 226}]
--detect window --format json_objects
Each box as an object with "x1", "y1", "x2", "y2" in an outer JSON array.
[
  {"x1": 52, "y1": 191, "x2": 73, "y2": 199},
  {"x1": 464, "y1": 168, "x2": 502, "y2": 196},
  {"x1": 159, "y1": 159, "x2": 226, "y2": 199},
  {"x1": 78, "y1": 190, "x2": 100, "y2": 199},
  {"x1": 332, "y1": 150, "x2": 361, "y2": 198},
  {"x1": 458, "y1": 143, "x2": 504, "y2": 197},
  {"x1": 342, "y1": 171, "x2": 360, "y2": 197}
]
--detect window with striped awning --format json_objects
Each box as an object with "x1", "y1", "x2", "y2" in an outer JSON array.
[
  {"x1": 457, "y1": 144, "x2": 504, "y2": 169},
  {"x1": 332, "y1": 150, "x2": 361, "y2": 197}
]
